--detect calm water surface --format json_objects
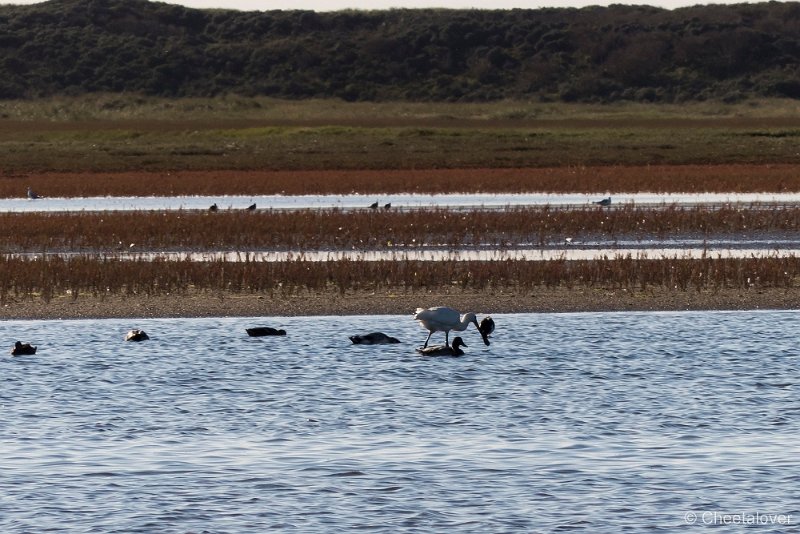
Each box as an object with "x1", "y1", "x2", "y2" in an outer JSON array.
[
  {"x1": 3, "y1": 192, "x2": 800, "y2": 212},
  {"x1": 2, "y1": 311, "x2": 799, "y2": 532}
]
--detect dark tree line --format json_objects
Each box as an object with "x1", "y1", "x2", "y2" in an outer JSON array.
[{"x1": 1, "y1": 0, "x2": 799, "y2": 102}]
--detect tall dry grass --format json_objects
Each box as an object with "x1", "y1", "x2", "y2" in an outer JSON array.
[
  {"x1": 0, "y1": 255, "x2": 795, "y2": 304},
  {"x1": 0, "y1": 205, "x2": 797, "y2": 252},
  {"x1": 3, "y1": 164, "x2": 800, "y2": 198}
]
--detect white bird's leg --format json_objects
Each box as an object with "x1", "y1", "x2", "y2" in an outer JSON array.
[
  {"x1": 445, "y1": 331, "x2": 450, "y2": 347},
  {"x1": 424, "y1": 331, "x2": 433, "y2": 348}
]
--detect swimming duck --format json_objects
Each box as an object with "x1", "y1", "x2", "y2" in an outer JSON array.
[
  {"x1": 11, "y1": 341, "x2": 36, "y2": 356},
  {"x1": 349, "y1": 332, "x2": 400, "y2": 344},
  {"x1": 246, "y1": 327, "x2": 287, "y2": 337},
  {"x1": 246, "y1": 203, "x2": 256, "y2": 211},
  {"x1": 209, "y1": 203, "x2": 219, "y2": 212},
  {"x1": 416, "y1": 336, "x2": 467, "y2": 357},
  {"x1": 593, "y1": 196, "x2": 611, "y2": 206},
  {"x1": 125, "y1": 329, "x2": 149, "y2": 342}
]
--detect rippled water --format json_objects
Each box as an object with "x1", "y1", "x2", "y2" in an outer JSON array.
[
  {"x1": 2, "y1": 311, "x2": 799, "y2": 532},
  {"x1": 3, "y1": 192, "x2": 800, "y2": 212}
]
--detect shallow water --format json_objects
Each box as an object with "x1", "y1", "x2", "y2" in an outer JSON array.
[
  {"x1": 11, "y1": 244, "x2": 800, "y2": 262},
  {"x1": 4, "y1": 192, "x2": 800, "y2": 212},
  {"x1": 2, "y1": 311, "x2": 799, "y2": 532}
]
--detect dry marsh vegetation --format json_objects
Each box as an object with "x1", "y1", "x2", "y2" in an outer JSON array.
[
  {"x1": 0, "y1": 255, "x2": 796, "y2": 305},
  {"x1": 1, "y1": 203, "x2": 798, "y2": 307},
  {"x1": 3, "y1": 164, "x2": 800, "y2": 198},
  {"x1": 2, "y1": 97, "x2": 800, "y2": 313},
  {"x1": 1, "y1": 205, "x2": 799, "y2": 252}
]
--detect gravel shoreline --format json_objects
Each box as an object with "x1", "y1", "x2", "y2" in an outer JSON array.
[{"x1": 1, "y1": 287, "x2": 798, "y2": 320}]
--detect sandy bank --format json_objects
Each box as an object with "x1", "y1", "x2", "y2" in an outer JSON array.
[{"x1": 0, "y1": 287, "x2": 798, "y2": 320}]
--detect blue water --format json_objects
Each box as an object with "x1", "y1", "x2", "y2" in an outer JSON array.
[{"x1": 2, "y1": 311, "x2": 799, "y2": 532}]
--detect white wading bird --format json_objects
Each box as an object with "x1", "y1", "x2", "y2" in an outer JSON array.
[{"x1": 413, "y1": 306, "x2": 491, "y2": 348}]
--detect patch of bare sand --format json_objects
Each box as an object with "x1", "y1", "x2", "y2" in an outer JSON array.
[{"x1": 0, "y1": 287, "x2": 798, "y2": 320}]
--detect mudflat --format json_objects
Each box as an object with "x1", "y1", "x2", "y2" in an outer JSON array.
[{"x1": 1, "y1": 287, "x2": 797, "y2": 320}]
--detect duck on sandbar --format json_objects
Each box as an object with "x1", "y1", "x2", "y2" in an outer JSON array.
[
  {"x1": 11, "y1": 341, "x2": 37, "y2": 356},
  {"x1": 349, "y1": 332, "x2": 400, "y2": 344},
  {"x1": 125, "y1": 329, "x2": 150, "y2": 342},
  {"x1": 416, "y1": 336, "x2": 467, "y2": 357}
]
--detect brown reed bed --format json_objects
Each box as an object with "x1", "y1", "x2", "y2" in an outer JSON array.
[
  {"x1": 0, "y1": 255, "x2": 796, "y2": 305},
  {"x1": 0, "y1": 205, "x2": 798, "y2": 252},
  {"x1": 3, "y1": 164, "x2": 800, "y2": 198}
]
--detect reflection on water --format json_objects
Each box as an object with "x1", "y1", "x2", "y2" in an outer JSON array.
[
  {"x1": 1, "y1": 311, "x2": 799, "y2": 532},
  {"x1": 9, "y1": 245, "x2": 800, "y2": 262},
  {"x1": 3, "y1": 192, "x2": 800, "y2": 212}
]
